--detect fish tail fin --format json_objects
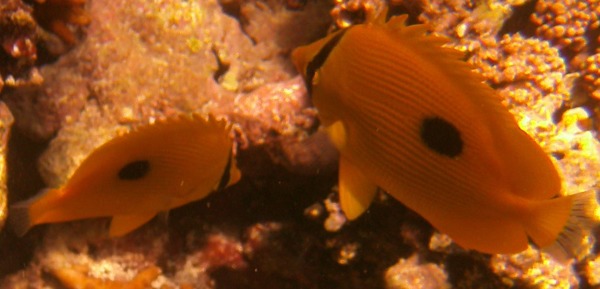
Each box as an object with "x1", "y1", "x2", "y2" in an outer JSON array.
[
  {"x1": 9, "y1": 188, "x2": 55, "y2": 236},
  {"x1": 9, "y1": 198, "x2": 36, "y2": 237},
  {"x1": 525, "y1": 190, "x2": 599, "y2": 262}
]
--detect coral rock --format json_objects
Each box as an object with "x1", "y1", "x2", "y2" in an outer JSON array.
[
  {"x1": 0, "y1": 102, "x2": 12, "y2": 231},
  {"x1": 491, "y1": 246, "x2": 579, "y2": 289},
  {"x1": 0, "y1": 0, "x2": 42, "y2": 92},
  {"x1": 385, "y1": 255, "x2": 450, "y2": 289}
]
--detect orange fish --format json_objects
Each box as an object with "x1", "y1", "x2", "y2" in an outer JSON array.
[
  {"x1": 11, "y1": 114, "x2": 241, "y2": 237},
  {"x1": 292, "y1": 11, "x2": 598, "y2": 258}
]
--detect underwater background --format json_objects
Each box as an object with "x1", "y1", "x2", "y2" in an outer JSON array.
[{"x1": 0, "y1": 0, "x2": 599, "y2": 288}]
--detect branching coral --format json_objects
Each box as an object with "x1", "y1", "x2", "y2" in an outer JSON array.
[
  {"x1": 471, "y1": 33, "x2": 567, "y2": 111},
  {"x1": 530, "y1": 0, "x2": 600, "y2": 54}
]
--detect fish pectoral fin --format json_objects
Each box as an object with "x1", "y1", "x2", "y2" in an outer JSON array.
[
  {"x1": 339, "y1": 156, "x2": 378, "y2": 220},
  {"x1": 109, "y1": 213, "x2": 157, "y2": 237}
]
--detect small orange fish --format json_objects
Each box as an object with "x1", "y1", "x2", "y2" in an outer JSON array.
[
  {"x1": 11, "y1": 114, "x2": 241, "y2": 237},
  {"x1": 292, "y1": 11, "x2": 598, "y2": 258}
]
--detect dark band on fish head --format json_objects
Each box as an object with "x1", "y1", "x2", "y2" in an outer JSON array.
[
  {"x1": 118, "y1": 160, "x2": 151, "y2": 180},
  {"x1": 304, "y1": 28, "x2": 348, "y2": 96},
  {"x1": 420, "y1": 117, "x2": 463, "y2": 157},
  {"x1": 216, "y1": 152, "x2": 233, "y2": 191}
]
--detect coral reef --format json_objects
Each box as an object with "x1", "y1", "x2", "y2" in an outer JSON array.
[
  {"x1": 1, "y1": 0, "x2": 600, "y2": 288},
  {"x1": 491, "y1": 246, "x2": 580, "y2": 288},
  {"x1": 0, "y1": 0, "x2": 42, "y2": 92},
  {"x1": 3, "y1": 0, "x2": 333, "y2": 183}
]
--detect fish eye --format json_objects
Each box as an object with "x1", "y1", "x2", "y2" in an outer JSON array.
[
  {"x1": 420, "y1": 117, "x2": 463, "y2": 158},
  {"x1": 118, "y1": 160, "x2": 151, "y2": 180}
]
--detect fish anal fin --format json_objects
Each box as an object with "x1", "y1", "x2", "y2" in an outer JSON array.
[
  {"x1": 109, "y1": 213, "x2": 157, "y2": 237},
  {"x1": 535, "y1": 190, "x2": 600, "y2": 262},
  {"x1": 425, "y1": 208, "x2": 528, "y2": 254},
  {"x1": 339, "y1": 157, "x2": 377, "y2": 220}
]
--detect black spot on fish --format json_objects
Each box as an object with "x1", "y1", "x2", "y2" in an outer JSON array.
[
  {"x1": 118, "y1": 160, "x2": 150, "y2": 180},
  {"x1": 420, "y1": 117, "x2": 463, "y2": 157},
  {"x1": 304, "y1": 28, "x2": 348, "y2": 96}
]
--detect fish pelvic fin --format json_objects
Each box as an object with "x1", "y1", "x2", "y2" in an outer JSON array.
[
  {"x1": 109, "y1": 213, "x2": 157, "y2": 237},
  {"x1": 338, "y1": 157, "x2": 378, "y2": 220},
  {"x1": 526, "y1": 190, "x2": 599, "y2": 262}
]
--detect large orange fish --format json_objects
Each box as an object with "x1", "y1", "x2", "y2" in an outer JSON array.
[
  {"x1": 11, "y1": 114, "x2": 241, "y2": 237},
  {"x1": 292, "y1": 11, "x2": 598, "y2": 258}
]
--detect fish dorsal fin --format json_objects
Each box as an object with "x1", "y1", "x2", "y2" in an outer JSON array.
[
  {"x1": 130, "y1": 114, "x2": 229, "y2": 140},
  {"x1": 381, "y1": 15, "x2": 518, "y2": 127},
  {"x1": 369, "y1": 5, "x2": 388, "y2": 25},
  {"x1": 69, "y1": 113, "x2": 234, "y2": 195}
]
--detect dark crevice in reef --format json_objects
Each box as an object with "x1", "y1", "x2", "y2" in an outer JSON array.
[
  {"x1": 163, "y1": 144, "x2": 424, "y2": 288},
  {"x1": 497, "y1": 0, "x2": 538, "y2": 37},
  {"x1": 0, "y1": 126, "x2": 47, "y2": 277},
  {"x1": 445, "y1": 253, "x2": 509, "y2": 289},
  {"x1": 217, "y1": 0, "x2": 256, "y2": 44},
  {"x1": 211, "y1": 47, "x2": 231, "y2": 84}
]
